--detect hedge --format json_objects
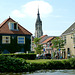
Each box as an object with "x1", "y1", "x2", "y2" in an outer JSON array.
[
  {"x1": 0, "y1": 55, "x2": 75, "y2": 72},
  {"x1": 28, "y1": 60, "x2": 72, "y2": 70},
  {"x1": 0, "y1": 53, "x2": 36, "y2": 60},
  {"x1": 0, "y1": 55, "x2": 28, "y2": 72}
]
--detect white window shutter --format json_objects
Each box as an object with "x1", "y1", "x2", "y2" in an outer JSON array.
[{"x1": 8, "y1": 22, "x2": 11, "y2": 30}]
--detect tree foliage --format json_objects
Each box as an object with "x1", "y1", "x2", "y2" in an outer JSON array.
[
  {"x1": 51, "y1": 37, "x2": 64, "y2": 50},
  {"x1": 34, "y1": 45, "x2": 43, "y2": 54},
  {"x1": 34, "y1": 38, "x2": 40, "y2": 46},
  {"x1": 33, "y1": 38, "x2": 43, "y2": 54}
]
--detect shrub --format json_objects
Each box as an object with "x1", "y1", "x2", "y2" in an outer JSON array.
[
  {"x1": 69, "y1": 58, "x2": 75, "y2": 69},
  {"x1": 0, "y1": 53, "x2": 36, "y2": 60},
  {"x1": 0, "y1": 56, "x2": 75, "y2": 73},
  {"x1": 51, "y1": 60, "x2": 64, "y2": 69},
  {"x1": 0, "y1": 55, "x2": 31, "y2": 72},
  {"x1": 62, "y1": 59, "x2": 71, "y2": 69},
  {"x1": 26, "y1": 59, "x2": 74, "y2": 70}
]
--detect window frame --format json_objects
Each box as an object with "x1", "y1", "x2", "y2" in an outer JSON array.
[
  {"x1": 8, "y1": 22, "x2": 18, "y2": 31},
  {"x1": 73, "y1": 34, "x2": 75, "y2": 44},
  {"x1": 17, "y1": 36, "x2": 25, "y2": 44},
  {"x1": 2, "y1": 36, "x2": 10, "y2": 44},
  {"x1": 64, "y1": 36, "x2": 66, "y2": 44}
]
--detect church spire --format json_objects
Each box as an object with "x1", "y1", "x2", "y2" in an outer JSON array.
[
  {"x1": 37, "y1": 8, "x2": 40, "y2": 15},
  {"x1": 35, "y1": 8, "x2": 43, "y2": 38},
  {"x1": 36, "y1": 8, "x2": 41, "y2": 22}
]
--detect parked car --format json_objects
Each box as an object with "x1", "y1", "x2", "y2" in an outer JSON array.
[
  {"x1": 14, "y1": 52, "x2": 24, "y2": 54},
  {"x1": 45, "y1": 54, "x2": 51, "y2": 59},
  {"x1": 36, "y1": 53, "x2": 51, "y2": 59}
]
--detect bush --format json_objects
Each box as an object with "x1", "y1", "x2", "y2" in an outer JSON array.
[
  {"x1": 14, "y1": 53, "x2": 36, "y2": 60},
  {"x1": 62, "y1": 59, "x2": 71, "y2": 69},
  {"x1": 0, "y1": 53, "x2": 36, "y2": 60},
  {"x1": 69, "y1": 58, "x2": 75, "y2": 69},
  {"x1": 0, "y1": 56, "x2": 75, "y2": 73},
  {"x1": 50, "y1": 60, "x2": 64, "y2": 69},
  {"x1": 26, "y1": 59, "x2": 75, "y2": 70},
  {"x1": 0, "y1": 55, "x2": 31, "y2": 72}
]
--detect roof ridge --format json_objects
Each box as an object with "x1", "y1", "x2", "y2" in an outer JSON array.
[
  {"x1": 18, "y1": 24, "x2": 32, "y2": 35},
  {"x1": 42, "y1": 37, "x2": 54, "y2": 44},
  {"x1": 0, "y1": 17, "x2": 32, "y2": 35},
  {"x1": 0, "y1": 17, "x2": 10, "y2": 28},
  {"x1": 40, "y1": 35, "x2": 47, "y2": 38},
  {"x1": 62, "y1": 22, "x2": 75, "y2": 35},
  {"x1": 0, "y1": 17, "x2": 18, "y2": 28}
]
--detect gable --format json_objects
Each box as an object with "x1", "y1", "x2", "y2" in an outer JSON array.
[
  {"x1": 62, "y1": 22, "x2": 75, "y2": 35},
  {"x1": 0, "y1": 17, "x2": 32, "y2": 35}
]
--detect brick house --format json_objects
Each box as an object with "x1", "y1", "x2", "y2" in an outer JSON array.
[
  {"x1": 0, "y1": 17, "x2": 32, "y2": 53},
  {"x1": 41, "y1": 37, "x2": 55, "y2": 54}
]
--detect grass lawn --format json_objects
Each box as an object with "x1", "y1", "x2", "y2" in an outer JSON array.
[
  {"x1": 26, "y1": 59, "x2": 55, "y2": 63},
  {"x1": 26, "y1": 59, "x2": 66, "y2": 64}
]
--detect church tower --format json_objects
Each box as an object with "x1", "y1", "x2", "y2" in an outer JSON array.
[{"x1": 35, "y1": 9, "x2": 43, "y2": 38}]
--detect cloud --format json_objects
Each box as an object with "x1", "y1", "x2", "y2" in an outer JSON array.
[
  {"x1": 12, "y1": 10, "x2": 25, "y2": 18},
  {"x1": 11, "y1": 1, "x2": 53, "y2": 18}
]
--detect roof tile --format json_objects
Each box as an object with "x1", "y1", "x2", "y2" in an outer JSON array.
[
  {"x1": 40, "y1": 35, "x2": 47, "y2": 39},
  {"x1": 62, "y1": 22, "x2": 75, "y2": 35},
  {"x1": 42, "y1": 37, "x2": 54, "y2": 44},
  {"x1": 0, "y1": 17, "x2": 32, "y2": 35}
]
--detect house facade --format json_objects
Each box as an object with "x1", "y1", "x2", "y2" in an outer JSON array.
[
  {"x1": 32, "y1": 35, "x2": 54, "y2": 54},
  {"x1": 0, "y1": 17, "x2": 32, "y2": 53},
  {"x1": 61, "y1": 22, "x2": 75, "y2": 58},
  {"x1": 41, "y1": 37, "x2": 55, "y2": 57}
]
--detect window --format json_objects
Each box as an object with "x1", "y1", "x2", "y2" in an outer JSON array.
[
  {"x1": 2, "y1": 36, "x2": 10, "y2": 44},
  {"x1": 50, "y1": 43, "x2": 52, "y2": 46},
  {"x1": 73, "y1": 34, "x2": 75, "y2": 44},
  {"x1": 18, "y1": 36, "x2": 25, "y2": 44},
  {"x1": 8, "y1": 22, "x2": 18, "y2": 30},
  {"x1": 67, "y1": 48, "x2": 70, "y2": 54},
  {"x1": 47, "y1": 42, "x2": 50, "y2": 47},
  {"x1": 64, "y1": 36, "x2": 66, "y2": 44},
  {"x1": 14, "y1": 23, "x2": 17, "y2": 29}
]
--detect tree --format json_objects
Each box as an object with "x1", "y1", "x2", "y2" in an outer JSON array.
[
  {"x1": 34, "y1": 38, "x2": 40, "y2": 47},
  {"x1": 33, "y1": 38, "x2": 43, "y2": 54},
  {"x1": 51, "y1": 37, "x2": 64, "y2": 59},
  {"x1": 51, "y1": 37, "x2": 64, "y2": 50}
]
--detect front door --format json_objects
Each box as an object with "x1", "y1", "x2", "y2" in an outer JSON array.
[{"x1": 67, "y1": 48, "x2": 70, "y2": 58}]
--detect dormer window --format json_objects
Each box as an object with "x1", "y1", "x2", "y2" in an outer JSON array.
[{"x1": 8, "y1": 22, "x2": 18, "y2": 31}]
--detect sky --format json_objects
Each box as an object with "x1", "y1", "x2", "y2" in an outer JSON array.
[{"x1": 0, "y1": 0, "x2": 75, "y2": 36}]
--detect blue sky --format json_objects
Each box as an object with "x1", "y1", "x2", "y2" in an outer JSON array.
[{"x1": 0, "y1": 0, "x2": 75, "y2": 36}]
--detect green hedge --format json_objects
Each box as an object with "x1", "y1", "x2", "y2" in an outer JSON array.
[
  {"x1": 28, "y1": 60, "x2": 72, "y2": 70},
  {"x1": 69, "y1": 58, "x2": 75, "y2": 68},
  {"x1": 0, "y1": 55, "x2": 30, "y2": 72},
  {"x1": 0, "y1": 53, "x2": 36, "y2": 60},
  {"x1": 0, "y1": 55, "x2": 75, "y2": 72}
]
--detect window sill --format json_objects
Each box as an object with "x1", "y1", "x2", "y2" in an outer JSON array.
[{"x1": 9, "y1": 29, "x2": 19, "y2": 31}]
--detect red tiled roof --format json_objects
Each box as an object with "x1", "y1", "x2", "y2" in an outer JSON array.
[
  {"x1": 42, "y1": 37, "x2": 54, "y2": 44},
  {"x1": 0, "y1": 17, "x2": 32, "y2": 35},
  {"x1": 0, "y1": 18, "x2": 9, "y2": 27},
  {"x1": 40, "y1": 35, "x2": 47, "y2": 39}
]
